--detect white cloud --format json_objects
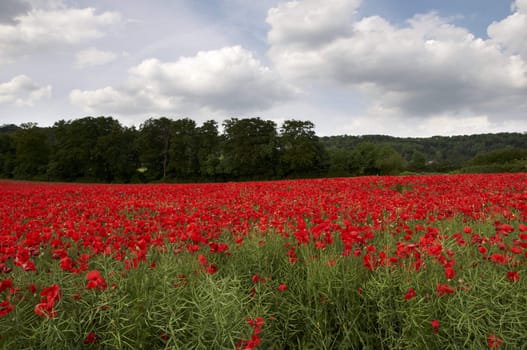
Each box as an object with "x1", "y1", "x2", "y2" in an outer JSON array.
[
  {"x1": 70, "y1": 45, "x2": 295, "y2": 115},
  {"x1": 487, "y1": 0, "x2": 527, "y2": 58},
  {"x1": 70, "y1": 86, "x2": 149, "y2": 114},
  {"x1": 267, "y1": 0, "x2": 360, "y2": 47},
  {"x1": 267, "y1": 0, "x2": 527, "y2": 124},
  {"x1": 336, "y1": 110, "x2": 527, "y2": 137},
  {"x1": 75, "y1": 47, "x2": 117, "y2": 68},
  {"x1": 0, "y1": 6, "x2": 121, "y2": 65},
  {"x1": 513, "y1": 0, "x2": 527, "y2": 12},
  {"x1": 0, "y1": 75, "x2": 52, "y2": 106}
]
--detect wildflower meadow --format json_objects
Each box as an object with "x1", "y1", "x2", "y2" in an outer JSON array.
[{"x1": 1, "y1": 173, "x2": 527, "y2": 349}]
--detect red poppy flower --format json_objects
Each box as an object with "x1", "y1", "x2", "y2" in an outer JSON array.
[
  {"x1": 83, "y1": 331, "x2": 98, "y2": 344},
  {"x1": 86, "y1": 270, "x2": 107, "y2": 290},
  {"x1": 206, "y1": 263, "x2": 218, "y2": 274},
  {"x1": 0, "y1": 278, "x2": 13, "y2": 293},
  {"x1": 34, "y1": 301, "x2": 58, "y2": 318},
  {"x1": 0, "y1": 300, "x2": 15, "y2": 317},
  {"x1": 436, "y1": 283, "x2": 455, "y2": 296},
  {"x1": 487, "y1": 334, "x2": 502, "y2": 348},
  {"x1": 507, "y1": 271, "x2": 520, "y2": 283},
  {"x1": 445, "y1": 267, "x2": 455, "y2": 280},
  {"x1": 431, "y1": 319, "x2": 440, "y2": 334},
  {"x1": 278, "y1": 283, "x2": 288, "y2": 291},
  {"x1": 40, "y1": 284, "x2": 61, "y2": 302},
  {"x1": 33, "y1": 284, "x2": 61, "y2": 319},
  {"x1": 489, "y1": 253, "x2": 507, "y2": 265},
  {"x1": 404, "y1": 287, "x2": 416, "y2": 300}
]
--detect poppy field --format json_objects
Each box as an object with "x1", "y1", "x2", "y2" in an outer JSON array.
[{"x1": 1, "y1": 173, "x2": 527, "y2": 349}]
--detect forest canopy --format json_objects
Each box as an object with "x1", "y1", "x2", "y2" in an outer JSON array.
[{"x1": 1, "y1": 116, "x2": 526, "y2": 183}]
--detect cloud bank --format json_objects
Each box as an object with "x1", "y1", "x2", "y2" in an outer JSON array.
[
  {"x1": 0, "y1": 75, "x2": 52, "y2": 107},
  {"x1": 71, "y1": 45, "x2": 295, "y2": 115},
  {"x1": 0, "y1": 4, "x2": 121, "y2": 66},
  {"x1": 2, "y1": 0, "x2": 525, "y2": 136},
  {"x1": 267, "y1": 0, "x2": 527, "y2": 126}
]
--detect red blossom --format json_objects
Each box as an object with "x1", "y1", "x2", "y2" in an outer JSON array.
[
  {"x1": 487, "y1": 334, "x2": 503, "y2": 348},
  {"x1": 0, "y1": 278, "x2": 13, "y2": 293},
  {"x1": 431, "y1": 319, "x2": 440, "y2": 334},
  {"x1": 404, "y1": 287, "x2": 417, "y2": 300},
  {"x1": 507, "y1": 271, "x2": 520, "y2": 283},
  {"x1": 83, "y1": 331, "x2": 98, "y2": 344},
  {"x1": 206, "y1": 264, "x2": 218, "y2": 274},
  {"x1": 489, "y1": 253, "x2": 508, "y2": 265},
  {"x1": 436, "y1": 283, "x2": 455, "y2": 296},
  {"x1": 34, "y1": 284, "x2": 62, "y2": 318},
  {"x1": 86, "y1": 270, "x2": 107, "y2": 291},
  {"x1": 237, "y1": 317, "x2": 265, "y2": 349},
  {"x1": 40, "y1": 284, "x2": 61, "y2": 302},
  {"x1": 444, "y1": 267, "x2": 455, "y2": 280},
  {"x1": 0, "y1": 299, "x2": 15, "y2": 317},
  {"x1": 197, "y1": 254, "x2": 207, "y2": 266}
]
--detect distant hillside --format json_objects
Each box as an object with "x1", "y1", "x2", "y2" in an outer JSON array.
[{"x1": 320, "y1": 133, "x2": 527, "y2": 171}]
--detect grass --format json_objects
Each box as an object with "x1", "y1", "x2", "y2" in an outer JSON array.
[{"x1": 2, "y1": 216, "x2": 527, "y2": 349}]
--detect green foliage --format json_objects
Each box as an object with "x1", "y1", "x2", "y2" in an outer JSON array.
[
  {"x1": 11, "y1": 123, "x2": 50, "y2": 179},
  {"x1": 278, "y1": 120, "x2": 328, "y2": 177},
  {"x1": 47, "y1": 117, "x2": 138, "y2": 182},
  {"x1": 197, "y1": 120, "x2": 221, "y2": 178},
  {"x1": 326, "y1": 147, "x2": 351, "y2": 177},
  {"x1": 457, "y1": 147, "x2": 527, "y2": 174},
  {"x1": 376, "y1": 145, "x2": 406, "y2": 175},
  {"x1": 1, "y1": 117, "x2": 527, "y2": 183},
  {"x1": 347, "y1": 142, "x2": 405, "y2": 176},
  {"x1": 3, "y1": 218, "x2": 527, "y2": 349},
  {"x1": 136, "y1": 117, "x2": 174, "y2": 181},
  {"x1": 408, "y1": 151, "x2": 427, "y2": 172},
  {"x1": 0, "y1": 132, "x2": 16, "y2": 177},
  {"x1": 321, "y1": 133, "x2": 527, "y2": 171},
  {"x1": 468, "y1": 147, "x2": 527, "y2": 166},
  {"x1": 458, "y1": 162, "x2": 527, "y2": 174},
  {"x1": 221, "y1": 117, "x2": 279, "y2": 179},
  {"x1": 168, "y1": 118, "x2": 199, "y2": 179}
]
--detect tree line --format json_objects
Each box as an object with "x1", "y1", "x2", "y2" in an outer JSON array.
[{"x1": 0, "y1": 116, "x2": 526, "y2": 183}]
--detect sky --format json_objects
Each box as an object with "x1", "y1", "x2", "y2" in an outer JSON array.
[{"x1": 0, "y1": 0, "x2": 526, "y2": 137}]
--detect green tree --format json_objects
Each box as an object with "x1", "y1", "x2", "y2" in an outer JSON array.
[
  {"x1": 93, "y1": 126, "x2": 139, "y2": 183},
  {"x1": 408, "y1": 151, "x2": 427, "y2": 172},
  {"x1": 48, "y1": 117, "x2": 126, "y2": 181},
  {"x1": 375, "y1": 145, "x2": 406, "y2": 175},
  {"x1": 168, "y1": 118, "x2": 199, "y2": 180},
  {"x1": 279, "y1": 120, "x2": 327, "y2": 177},
  {"x1": 0, "y1": 132, "x2": 16, "y2": 178},
  {"x1": 197, "y1": 120, "x2": 221, "y2": 178},
  {"x1": 468, "y1": 147, "x2": 527, "y2": 166},
  {"x1": 136, "y1": 117, "x2": 174, "y2": 181},
  {"x1": 349, "y1": 142, "x2": 379, "y2": 176},
  {"x1": 326, "y1": 147, "x2": 351, "y2": 177},
  {"x1": 13, "y1": 123, "x2": 50, "y2": 179},
  {"x1": 221, "y1": 118, "x2": 278, "y2": 179}
]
